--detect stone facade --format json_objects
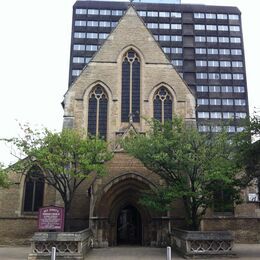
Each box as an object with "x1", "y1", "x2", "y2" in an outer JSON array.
[{"x1": 0, "y1": 5, "x2": 259, "y2": 246}]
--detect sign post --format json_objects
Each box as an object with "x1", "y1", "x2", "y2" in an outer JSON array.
[{"x1": 38, "y1": 206, "x2": 65, "y2": 232}]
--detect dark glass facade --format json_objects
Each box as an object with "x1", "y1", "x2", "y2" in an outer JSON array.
[{"x1": 69, "y1": 0, "x2": 249, "y2": 132}]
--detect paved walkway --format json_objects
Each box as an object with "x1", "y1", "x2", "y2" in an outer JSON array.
[{"x1": 0, "y1": 244, "x2": 260, "y2": 259}]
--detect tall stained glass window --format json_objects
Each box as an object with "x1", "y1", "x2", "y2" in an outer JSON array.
[
  {"x1": 88, "y1": 85, "x2": 108, "y2": 139},
  {"x1": 153, "y1": 87, "x2": 173, "y2": 123},
  {"x1": 121, "y1": 50, "x2": 140, "y2": 122}
]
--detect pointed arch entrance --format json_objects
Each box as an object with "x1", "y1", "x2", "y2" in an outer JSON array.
[
  {"x1": 117, "y1": 204, "x2": 142, "y2": 245},
  {"x1": 92, "y1": 172, "x2": 161, "y2": 246}
]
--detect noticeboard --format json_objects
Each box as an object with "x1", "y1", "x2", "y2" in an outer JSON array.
[{"x1": 38, "y1": 206, "x2": 65, "y2": 231}]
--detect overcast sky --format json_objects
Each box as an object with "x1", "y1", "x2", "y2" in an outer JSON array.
[{"x1": 0, "y1": 0, "x2": 259, "y2": 166}]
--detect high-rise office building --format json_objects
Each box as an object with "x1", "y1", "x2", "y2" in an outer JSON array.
[{"x1": 69, "y1": 0, "x2": 249, "y2": 131}]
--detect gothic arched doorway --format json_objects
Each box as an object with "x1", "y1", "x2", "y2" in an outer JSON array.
[{"x1": 117, "y1": 204, "x2": 142, "y2": 245}]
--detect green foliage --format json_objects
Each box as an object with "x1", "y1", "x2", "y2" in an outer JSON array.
[
  {"x1": 0, "y1": 163, "x2": 10, "y2": 188},
  {"x1": 2, "y1": 125, "x2": 112, "y2": 230},
  {"x1": 123, "y1": 117, "x2": 243, "y2": 230}
]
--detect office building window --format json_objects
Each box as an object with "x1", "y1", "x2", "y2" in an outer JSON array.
[
  {"x1": 171, "y1": 24, "x2": 182, "y2": 29},
  {"x1": 233, "y1": 74, "x2": 244, "y2": 80},
  {"x1": 194, "y1": 13, "x2": 205, "y2": 19},
  {"x1": 235, "y1": 99, "x2": 246, "y2": 106},
  {"x1": 111, "y1": 22, "x2": 118, "y2": 27},
  {"x1": 172, "y1": 48, "x2": 183, "y2": 54},
  {"x1": 208, "y1": 61, "x2": 219, "y2": 67},
  {"x1": 75, "y1": 8, "x2": 87, "y2": 15},
  {"x1": 236, "y1": 127, "x2": 245, "y2": 132},
  {"x1": 220, "y1": 61, "x2": 231, "y2": 67},
  {"x1": 171, "y1": 35, "x2": 182, "y2": 41},
  {"x1": 197, "y1": 98, "x2": 209, "y2": 105},
  {"x1": 198, "y1": 112, "x2": 209, "y2": 118},
  {"x1": 207, "y1": 48, "x2": 218, "y2": 55},
  {"x1": 86, "y1": 45, "x2": 98, "y2": 51},
  {"x1": 74, "y1": 32, "x2": 86, "y2": 38},
  {"x1": 221, "y1": 73, "x2": 232, "y2": 80},
  {"x1": 196, "y1": 60, "x2": 207, "y2": 67},
  {"x1": 162, "y1": 47, "x2": 171, "y2": 53},
  {"x1": 147, "y1": 23, "x2": 158, "y2": 29},
  {"x1": 112, "y1": 10, "x2": 123, "y2": 16},
  {"x1": 159, "y1": 23, "x2": 170, "y2": 29},
  {"x1": 196, "y1": 48, "x2": 207, "y2": 54},
  {"x1": 72, "y1": 70, "x2": 81, "y2": 76},
  {"x1": 234, "y1": 86, "x2": 245, "y2": 93},
  {"x1": 75, "y1": 20, "x2": 86, "y2": 26},
  {"x1": 231, "y1": 49, "x2": 242, "y2": 55},
  {"x1": 153, "y1": 87, "x2": 173, "y2": 123},
  {"x1": 219, "y1": 49, "x2": 231, "y2": 55},
  {"x1": 159, "y1": 35, "x2": 171, "y2": 41},
  {"x1": 147, "y1": 11, "x2": 158, "y2": 17},
  {"x1": 88, "y1": 9, "x2": 99, "y2": 15},
  {"x1": 211, "y1": 126, "x2": 222, "y2": 132},
  {"x1": 206, "y1": 25, "x2": 217, "y2": 31},
  {"x1": 206, "y1": 13, "x2": 216, "y2": 19},
  {"x1": 219, "y1": 37, "x2": 229, "y2": 43},
  {"x1": 223, "y1": 112, "x2": 234, "y2": 119},
  {"x1": 196, "y1": 85, "x2": 208, "y2": 92},
  {"x1": 229, "y1": 14, "x2": 239, "y2": 20},
  {"x1": 73, "y1": 44, "x2": 85, "y2": 51},
  {"x1": 196, "y1": 73, "x2": 208, "y2": 79},
  {"x1": 211, "y1": 112, "x2": 222, "y2": 119},
  {"x1": 85, "y1": 57, "x2": 91, "y2": 63},
  {"x1": 88, "y1": 85, "x2": 108, "y2": 139},
  {"x1": 218, "y1": 25, "x2": 229, "y2": 31},
  {"x1": 209, "y1": 86, "x2": 220, "y2": 92},
  {"x1": 100, "y1": 9, "x2": 111, "y2": 16},
  {"x1": 121, "y1": 49, "x2": 140, "y2": 123},
  {"x1": 100, "y1": 21, "x2": 110, "y2": 27},
  {"x1": 209, "y1": 73, "x2": 220, "y2": 80},
  {"x1": 195, "y1": 36, "x2": 206, "y2": 42},
  {"x1": 87, "y1": 33, "x2": 98, "y2": 39},
  {"x1": 235, "y1": 112, "x2": 247, "y2": 119},
  {"x1": 73, "y1": 57, "x2": 85, "y2": 64},
  {"x1": 198, "y1": 125, "x2": 210, "y2": 132},
  {"x1": 171, "y1": 60, "x2": 183, "y2": 66},
  {"x1": 217, "y1": 14, "x2": 228, "y2": 19},
  {"x1": 138, "y1": 11, "x2": 146, "y2": 17},
  {"x1": 221, "y1": 86, "x2": 233, "y2": 93},
  {"x1": 232, "y1": 61, "x2": 243, "y2": 67},
  {"x1": 230, "y1": 26, "x2": 240, "y2": 32},
  {"x1": 222, "y1": 99, "x2": 234, "y2": 106},
  {"x1": 207, "y1": 36, "x2": 218, "y2": 43},
  {"x1": 171, "y1": 12, "x2": 182, "y2": 18},
  {"x1": 230, "y1": 37, "x2": 241, "y2": 43},
  {"x1": 87, "y1": 21, "x2": 98, "y2": 27},
  {"x1": 210, "y1": 99, "x2": 221, "y2": 105},
  {"x1": 99, "y1": 33, "x2": 109, "y2": 39},
  {"x1": 195, "y1": 24, "x2": 205, "y2": 30},
  {"x1": 159, "y1": 12, "x2": 170, "y2": 17}
]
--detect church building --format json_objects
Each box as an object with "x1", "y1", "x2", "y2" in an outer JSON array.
[{"x1": 0, "y1": 4, "x2": 259, "y2": 246}]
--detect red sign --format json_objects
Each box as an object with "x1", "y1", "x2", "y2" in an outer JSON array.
[{"x1": 38, "y1": 206, "x2": 64, "y2": 231}]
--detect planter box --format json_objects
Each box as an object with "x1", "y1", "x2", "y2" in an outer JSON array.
[
  {"x1": 28, "y1": 228, "x2": 93, "y2": 260},
  {"x1": 170, "y1": 228, "x2": 235, "y2": 258}
]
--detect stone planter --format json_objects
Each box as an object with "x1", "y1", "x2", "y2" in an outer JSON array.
[
  {"x1": 28, "y1": 228, "x2": 93, "y2": 260},
  {"x1": 170, "y1": 228, "x2": 235, "y2": 258}
]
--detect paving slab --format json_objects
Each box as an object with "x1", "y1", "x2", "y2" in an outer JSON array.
[{"x1": 0, "y1": 244, "x2": 260, "y2": 260}]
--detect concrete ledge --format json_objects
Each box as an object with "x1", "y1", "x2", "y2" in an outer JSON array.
[
  {"x1": 170, "y1": 228, "x2": 235, "y2": 258},
  {"x1": 27, "y1": 228, "x2": 93, "y2": 260}
]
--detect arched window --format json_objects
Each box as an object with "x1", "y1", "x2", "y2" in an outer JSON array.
[
  {"x1": 121, "y1": 49, "x2": 140, "y2": 123},
  {"x1": 88, "y1": 85, "x2": 108, "y2": 139},
  {"x1": 153, "y1": 87, "x2": 173, "y2": 123},
  {"x1": 23, "y1": 166, "x2": 44, "y2": 213}
]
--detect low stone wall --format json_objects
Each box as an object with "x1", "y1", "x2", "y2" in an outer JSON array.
[
  {"x1": 170, "y1": 228, "x2": 235, "y2": 258},
  {"x1": 28, "y1": 228, "x2": 93, "y2": 260}
]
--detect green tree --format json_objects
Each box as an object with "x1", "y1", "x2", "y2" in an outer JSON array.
[
  {"x1": 0, "y1": 163, "x2": 10, "y2": 188},
  {"x1": 3, "y1": 127, "x2": 112, "y2": 230},
  {"x1": 123, "y1": 118, "x2": 242, "y2": 230}
]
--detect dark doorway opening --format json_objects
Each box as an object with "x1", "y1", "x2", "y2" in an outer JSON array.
[{"x1": 117, "y1": 205, "x2": 142, "y2": 245}]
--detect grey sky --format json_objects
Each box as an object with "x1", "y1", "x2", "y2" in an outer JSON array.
[{"x1": 0, "y1": 0, "x2": 259, "y2": 166}]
